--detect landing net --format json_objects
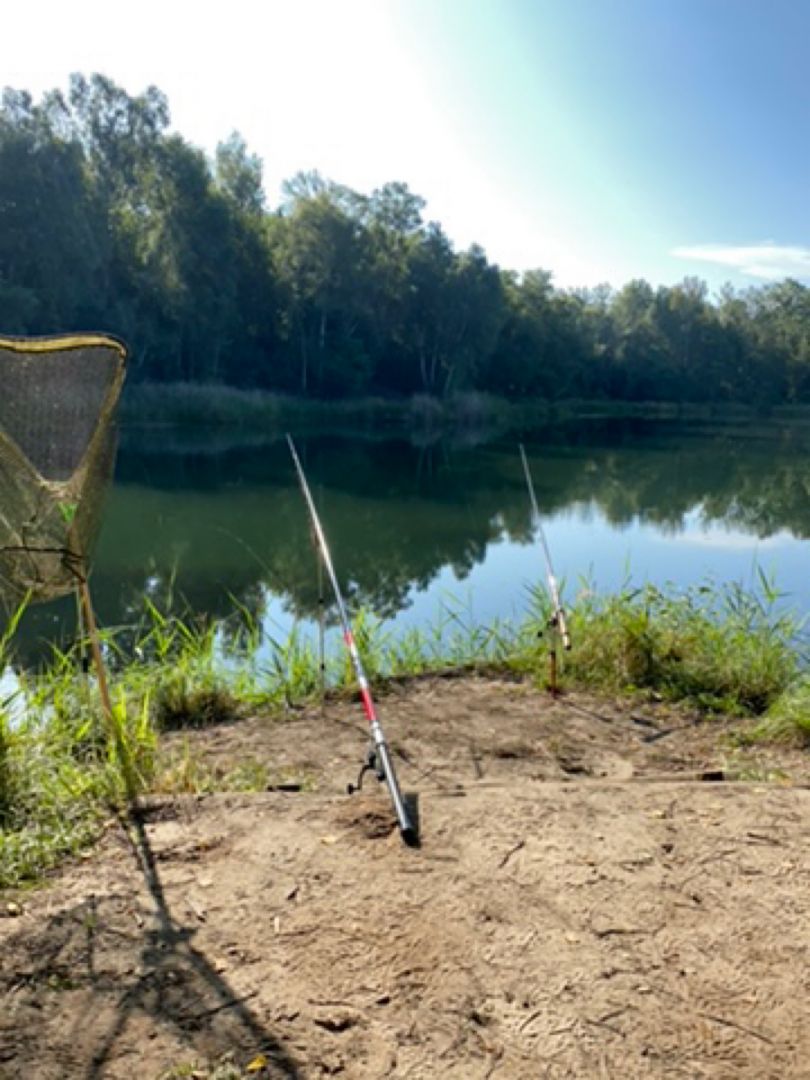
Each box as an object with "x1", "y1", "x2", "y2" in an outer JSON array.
[{"x1": 0, "y1": 334, "x2": 127, "y2": 611}]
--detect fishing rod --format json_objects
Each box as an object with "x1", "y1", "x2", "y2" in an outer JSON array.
[
  {"x1": 519, "y1": 443, "x2": 571, "y2": 692},
  {"x1": 286, "y1": 435, "x2": 418, "y2": 846}
]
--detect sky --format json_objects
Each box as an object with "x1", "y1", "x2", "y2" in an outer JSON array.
[{"x1": 4, "y1": 0, "x2": 809, "y2": 290}]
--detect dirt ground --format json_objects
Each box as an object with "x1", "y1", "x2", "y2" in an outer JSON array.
[{"x1": 1, "y1": 674, "x2": 809, "y2": 1079}]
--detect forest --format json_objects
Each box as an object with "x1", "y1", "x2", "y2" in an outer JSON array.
[{"x1": 1, "y1": 74, "x2": 808, "y2": 406}]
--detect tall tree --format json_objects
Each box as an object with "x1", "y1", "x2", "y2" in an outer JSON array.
[
  {"x1": 215, "y1": 131, "x2": 265, "y2": 216},
  {"x1": 0, "y1": 89, "x2": 105, "y2": 331}
]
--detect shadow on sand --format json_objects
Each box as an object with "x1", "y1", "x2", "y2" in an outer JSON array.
[{"x1": 0, "y1": 800, "x2": 301, "y2": 1079}]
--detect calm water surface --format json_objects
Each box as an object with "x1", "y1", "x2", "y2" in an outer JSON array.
[{"x1": 12, "y1": 416, "x2": 810, "y2": 664}]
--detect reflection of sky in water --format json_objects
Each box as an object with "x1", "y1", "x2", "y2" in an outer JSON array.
[
  {"x1": 9, "y1": 422, "x2": 810, "y2": 673},
  {"x1": 0, "y1": 665, "x2": 23, "y2": 724},
  {"x1": 396, "y1": 506, "x2": 808, "y2": 630},
  {"x1": 257, "y1": 499, "x2": 809, "y2": 657}
]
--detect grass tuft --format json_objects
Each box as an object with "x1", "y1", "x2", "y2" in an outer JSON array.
[
  {"x1": 154, "y1": 680, "x2": 241, "y2": 731},
  {"x1": 753, "y1": 678, "x2": 810, "y2": 745},
  {"x1": 562, "y1": 578, "x2": 801, "y2": 715}
]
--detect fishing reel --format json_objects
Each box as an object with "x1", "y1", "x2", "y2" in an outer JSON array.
[
  {"x1": 347, "y1": 746, "x2": 383, "y2": 794},
  {"x1": 537, "y1": 609, "x2": 572, "y2": 651}
]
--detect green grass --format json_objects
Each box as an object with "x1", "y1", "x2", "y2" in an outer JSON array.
[
  {"x1": 1, "y1": 576, "x2": 807, "y2": 888},
  {"x1": 751, "y1": 677, "x2": 810, "y2": 745},
  {"x1": 561, "y1": 574, "x2": 802, "y2": 714}
]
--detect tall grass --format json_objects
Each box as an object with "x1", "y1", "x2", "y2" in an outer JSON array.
[
  {"x1": 121, "y1": 383, "x2": 287, "y2": 427},
  {"x1": 1, "y1": 576, "x2": 807, "y2": 888},
  {"x1": 121, "y1": 383, "x2": 407, "y2": 431},
  {"x1": 563, "y1": 574, "x2": 803, "y2": 714}
]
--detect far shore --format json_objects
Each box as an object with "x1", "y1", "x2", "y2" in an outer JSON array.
[{"x1": 120, "y1": 380, "x2": 810, "y2": 433}]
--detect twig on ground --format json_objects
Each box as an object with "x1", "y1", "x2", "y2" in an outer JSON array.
[{"x1": 497, "y1": 840, "x2": 526, "y2": 869}]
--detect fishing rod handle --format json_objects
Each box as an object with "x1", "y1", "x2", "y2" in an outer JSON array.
[
  {"x1": 352, "y1": 643, "x2": 417, "y2": 842},
  {"x1": 375, "y1": 737, "x2": 418, "y2": 845}
]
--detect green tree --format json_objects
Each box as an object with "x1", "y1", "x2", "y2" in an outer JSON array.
[
  {"x1": 215, "y1": 131, "x2": 265, "y2": 216},
  {"x1": 273, "y1": 186, "x2": 373, "y2": 395},
  {"x1": 0, "y1": 89, "x2": 105, "y2": 331}
]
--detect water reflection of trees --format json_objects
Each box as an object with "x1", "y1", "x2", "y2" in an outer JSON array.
[{"x1": 10, "y1": 421, "x2": 810, "y2": 665}]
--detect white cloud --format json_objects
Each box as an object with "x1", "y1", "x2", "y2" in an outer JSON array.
[{"x1": 671, "y1": 242, "x2": 810, "y2": 281}]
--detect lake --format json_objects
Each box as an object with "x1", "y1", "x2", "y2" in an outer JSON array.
[{"x1": 8, "y1": 415, "x2": 810, "y2": 665}]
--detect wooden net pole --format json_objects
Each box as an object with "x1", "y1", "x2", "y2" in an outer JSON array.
[{"x1": 76, "y1": 574, "x2": 114, "y2": 727}]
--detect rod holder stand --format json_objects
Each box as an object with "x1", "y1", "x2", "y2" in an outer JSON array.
[
  {"x1": 347, "y1": 747, "x2": 380, "y2": 794},
  {"x1": 545, "y1": 614, "x2": 564, "y2": 696},
  {"x1": 548, "y1": 645, "x2": 559, "y2": 695}
]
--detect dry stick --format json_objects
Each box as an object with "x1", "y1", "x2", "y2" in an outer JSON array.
[
  {"x1": 76, "y1": 574, "x2": 114, "y2": 725},
  {"x1": 74, "y1": 585, "x2": 89, "y2": 674},
  {"x1": 317, "y1": 492, "x2": 326, "y2": 709},
  {"x1": 497, "y1": 839, "x2": 526, "y2": 869},
  {"x1": 698, "y1": 1012, "x2": 773, "y2": 1045},
  {"x1": 76, "y1": 570, "x2": 136, "y2": 797},
  {"x1": 178, "y1": 990, "x2": 260, "y2": 1026}
]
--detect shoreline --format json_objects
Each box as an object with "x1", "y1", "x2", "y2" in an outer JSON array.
[
  {"x1": 1, "y1": 580, "x2": 807, "y2": 889},
  {"x1": 120, "y1": 382, "x2": 810, "y2": 433}
]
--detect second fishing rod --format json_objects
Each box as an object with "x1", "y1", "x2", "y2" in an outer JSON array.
[
  {"x1": 519, "y1": 443, "x2": 571, "y2": 693},
  {"x1": 286, "y1": 435, "x2": 418, "y2": 847}
]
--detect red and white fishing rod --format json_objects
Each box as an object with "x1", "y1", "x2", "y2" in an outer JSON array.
[{"x1": 286, "y1": 435, "x2": 418, "y2": 846}]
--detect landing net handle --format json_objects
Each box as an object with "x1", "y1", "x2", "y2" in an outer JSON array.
[{"x1": 286, "y1": 435, "x2": 417, "y2": 846}]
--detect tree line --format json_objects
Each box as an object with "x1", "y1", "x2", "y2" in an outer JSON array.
[{"x1": 1, "y1": 74, "x2": 808, "y2": 405}]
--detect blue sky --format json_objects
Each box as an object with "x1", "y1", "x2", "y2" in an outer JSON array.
[{"x1": 5, "y1": 0, "x2": 808, "y2": 290}]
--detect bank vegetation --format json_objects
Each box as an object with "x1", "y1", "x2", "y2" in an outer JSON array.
[{"x1": 1, "y1": 578, "x2": 807, "y2": 890}]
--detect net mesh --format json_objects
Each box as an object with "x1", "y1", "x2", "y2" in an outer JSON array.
[{"x1": 0, "y1": 335, "x2": 127, "y2": 609}]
